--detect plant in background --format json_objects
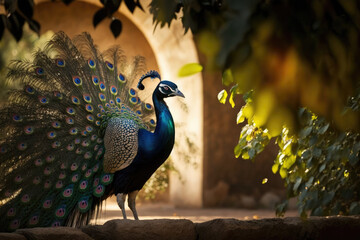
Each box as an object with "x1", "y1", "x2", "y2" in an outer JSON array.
[
  {"x1": 140, "y1": 159, "x2": 175, "y2": 200},
  {"x1": 0, "y1": 0, "x2": 143, "y2": 41},
  {"x1": 221, "y1": 88, "x2": 360, "y2": 217},
  {"x1": 151, "y1": 0, "x2": 360, "y2": 216},
  {"x1": 152, "y1": 0, "x2": 360, "y2": 133}
]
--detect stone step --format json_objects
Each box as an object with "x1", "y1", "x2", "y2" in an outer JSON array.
[{"x1": 1, "y1": 216, "x2": 359, "y2": 240}]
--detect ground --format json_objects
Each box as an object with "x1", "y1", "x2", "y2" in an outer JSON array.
[{"x1": 95, "y1": 202, "x2": 299, "y2": 224}]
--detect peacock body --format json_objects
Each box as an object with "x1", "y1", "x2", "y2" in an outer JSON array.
[{"x1": 0, "y1": 32, "x2": 184, "y2": 231}]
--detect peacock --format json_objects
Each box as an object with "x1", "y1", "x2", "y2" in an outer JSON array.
[{"x1": 0, "y1": 31, "x2": 184, "y2": 232}]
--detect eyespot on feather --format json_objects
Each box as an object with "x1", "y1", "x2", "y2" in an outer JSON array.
[{"x1": 88, "y1": 59, "x2": 96, "y2": 69}]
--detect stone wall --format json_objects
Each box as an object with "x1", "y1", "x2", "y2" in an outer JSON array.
[{"x1": 1, "y1": 216, "x2": 360, "y2": 240}]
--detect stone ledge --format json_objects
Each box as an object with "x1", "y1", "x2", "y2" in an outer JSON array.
[{"x1": 0, "y1": 216, "x2": 359, "y2": 240}]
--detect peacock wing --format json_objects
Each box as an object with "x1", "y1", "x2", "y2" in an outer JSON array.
[{"x1": 103, "y1": 117, "x2": 140, "y2": 173}]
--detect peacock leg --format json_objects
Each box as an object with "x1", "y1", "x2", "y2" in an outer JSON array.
[
  {"x1": 128, "y1": 190, "x2": 139, "y2": 220},
  {"x1": 116, "y1": 193, "x2": 127, "y2": 219}
]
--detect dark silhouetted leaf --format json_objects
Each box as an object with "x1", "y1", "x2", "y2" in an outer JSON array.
[
  {"x1": 0, "y1": 15, "x2": 5, "y2": 40},
  {"x1": 103, "y1": 0, "x2": 121, "y2": 14},
  {"x1": 135, "y1": 0, "x2": 144, "y2": 11},
  {"x1": 8, "y1": 12, "x2": 25, "y2": 41},
  {"x1": 28, "y1": 19, "x2": 40, "y2": 35},
  {"x1": 125, "y1": 0, "x2": 136, "y2": 13},
  {"x1": 93, "y1": 8, "x2": 107, "y2": 28},
  {"x1": 62, "y1": 0, "x2": 75, "y2": 5},
  {"x1": 4, "y1": 0, "x2": 17, "y2": 14},
  {"x1": 18, "y1": 0, "x2": 34, "y2": 18},
  {"x1": 110, "y1": 18, "x2": 122, "y2": 38}
]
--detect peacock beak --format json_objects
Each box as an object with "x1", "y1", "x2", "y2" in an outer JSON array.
[{"x1": 175, "y1": 89, "x2": 185, "y2": 98}]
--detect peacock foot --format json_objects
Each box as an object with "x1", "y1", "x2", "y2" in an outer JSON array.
[{"x1": 116, "y1": 191, "x2": 139, "y2": 220}]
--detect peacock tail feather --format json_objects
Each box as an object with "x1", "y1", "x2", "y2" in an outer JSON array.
[{"x1": 0, "y1": 32, "x2": 156, "y2": 231}]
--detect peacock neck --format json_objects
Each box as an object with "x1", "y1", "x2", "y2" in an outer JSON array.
[{"x1": 152, "y1": 94, "x2": 175, "y2": 156}]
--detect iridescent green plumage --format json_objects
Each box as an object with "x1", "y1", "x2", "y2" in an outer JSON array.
[{"x1": 0, "y1": 32, "x2": 156, "y2": 231}]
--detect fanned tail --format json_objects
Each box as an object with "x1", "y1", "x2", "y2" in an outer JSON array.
[{"x1": 0, "y1": 32, "x2": 156, "y2": 231}]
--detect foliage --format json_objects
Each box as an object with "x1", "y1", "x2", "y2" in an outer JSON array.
[
  {"x1": 151, "y1": 0, "x2": 360, "y2": 134},
  {"x1": 228, "y1": 89, "x2": 360, "y2": 217},
  {"x1": 149, "y1": 0, "x2": 222, "y2": 33},
  {"x1": 0, "y1": 0, "x2": 40, "y2": 41},
  {"x1": 151, "y1": 0, "x2": 360, "y2": 216},
  {"x1": 274, "y1": 109, "x2": 360, "y2": 217},
  {"x1": 140, "y1": 160, "x2": 175, "y2": 200},
  {"x1": 0, "y1": 0, "x2": 143, "y2": 41}
]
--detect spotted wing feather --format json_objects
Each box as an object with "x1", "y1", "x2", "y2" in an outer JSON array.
[{"x1": 104, "y1": 118, "x2": 139, "y2": 173}]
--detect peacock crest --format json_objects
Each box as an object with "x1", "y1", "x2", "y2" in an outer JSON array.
[{"x1": 0, "y1": 32, "x2": 164, "y2": 231}]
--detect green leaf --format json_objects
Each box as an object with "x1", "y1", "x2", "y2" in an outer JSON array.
[
  {"x1": 248, "y1": 148, "x2": 256, "y2": 159},
  {"x1": 272, "y1": 163, "x2": 279, "y2": 174},
  {"x1": 283, "y1": 155, "x2": 296, "y2": 169},
  {"x1": 305, "y1": 176, "x2": 314, "y2": 188},
  {"x1": 242, "y1": 152, "x2": 250, "y2": 159},
  {"x1": 322, "y1": 191, "x2": 335, "y2": 205},
  {"x1": 312, "y1": 206, "x2": 323, "y2": 216},
  {"x1": 178, "y1": 63, "x2": 203, "y2": 77},
  {"x1": 234, "y1": 144, "x2": 242, "y2": 158},
  {"x1": 350, "y1": 202, "x2": 360, "y2": 215},
  {"x1": 243, "y1": 90, "x2": 253, "y2": 102},
  {"x1": 218, "y1": 89, "x2": 228, "y2": 104},
  {"x1": 313, "y1": 148, "x2": 322, "y2": 158},
  {"x1": 318, "y1": 123, "x2": 330, "y2": 134},
  {"x1": 236, "y1": 108, "x2": 245, "y2": 124},
  {"x1": 319, "y1": 163, "x2": 326, "y2": 172},
  {"x1": 301, "y1": 149, "x2": 311, "y2": 160},
  {"x1": 299, "y1": 126, "x2": 312, "y2": 139},
  {"x1": 229, "y1": 91, "x2": 235, "y2": 108},
  {"x1": 300, "y1": 210, "x2": 308, "y2": 219},
  {"x1": 279, "y1": 167, "x2": 287, "y2": 179},
  {"x1": 222, "y1": 69, "x2": 234, "y2": 86},
  {"x1": 283, "y1": 140, "x2": 293, "y2": 155},
  {"x1": 293, "y1": 177, "x2": 302, "y2": 192},
  {"x1": 275, "y1": 200, "x2": 288, "y2": 217},
  {"x1": 349, "y1": 153, "x2": 359, "y2": 166},
  {"x1": 309, "y1": 135, "x2": 318, "y2": 146}
]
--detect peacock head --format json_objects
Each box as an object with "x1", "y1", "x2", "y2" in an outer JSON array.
[{"x1": 137, "y1": 71, "x2": 185, "y2": 99}]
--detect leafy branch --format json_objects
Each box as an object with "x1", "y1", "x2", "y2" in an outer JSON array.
[{"x1": 0, "y1": 0, "x2": 144, "y2": 41}]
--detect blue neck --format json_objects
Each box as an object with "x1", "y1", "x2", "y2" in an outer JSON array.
[
  {"x1": 152, "y1": 94, "x2": 175, "y2": 156},
  {"x1": 137, "y1": 94, "x2": 175, "y2": 163}
]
